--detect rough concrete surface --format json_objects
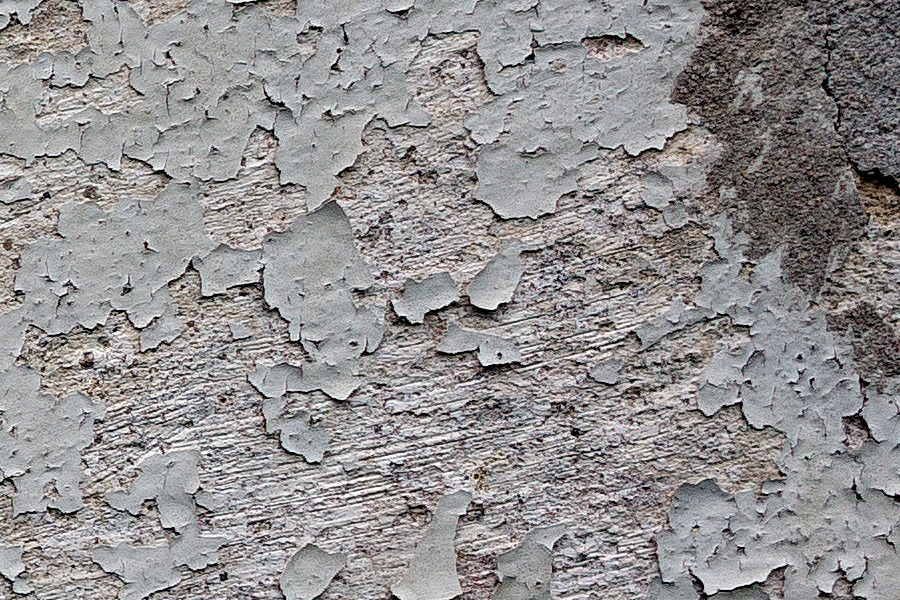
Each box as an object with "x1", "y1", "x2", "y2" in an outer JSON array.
[{"x1": 0, "y1": 1, "x2": 897, "y2": 599}]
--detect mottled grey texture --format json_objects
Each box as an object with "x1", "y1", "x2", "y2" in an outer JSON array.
[
  {"x1": 0, "y1": 176, "x2": 31, "y2": 204},
  {"x1": 0, "y1": 0, "x2": 896, "y2": 599},
  {"x1": 671, "y1": 0, "x2": 865, "y2": 293},
  {"x1": 824, "y1": 0, "x2": 900, "y2": 183},
  {"x1": 646, "y1": 217, "x2": 900, "y2": 600},
  {"x1": 465, "y1": 0, "x2": 706, "y2": 218}
]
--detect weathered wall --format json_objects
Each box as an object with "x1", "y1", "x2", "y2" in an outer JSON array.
[{"x1": 0, "y1": 1, "x2": 898, "y2": 599}]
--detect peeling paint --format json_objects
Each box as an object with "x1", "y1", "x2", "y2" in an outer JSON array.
[
  {"x1": 392, "y1": 490, "x2": 472, "y2": 600},
  {"x1": 589, "y1": 359, "x2": 623, "y2": 386},
  {"x1": 261, "y1": 395, "x2": 330, "y2": 463},
  {"x1": 0, "y1": 363, "x2": 104, "y2": 514},
  {"x1": 96, "y1": 450, "x2": 225, "y2": 600},
  {"x1": 493, "y1": 524, "x2": 566, "y2": 600},
  {"x1": 437, "y1": 324, "x2": 521, "y2": 367},
  {"x1": 393, "y1": 272, "x2": 458, "y2": 324},
  {"x1": 0, "y1": 0, "x2": 44, "y2": 29},
  {"x1": 467, "y1": 240, "x2": 524, "y2": 311},
  {"x1": 15, "y1": 183, "x2": 214, "y2": 335},
  {"x1": 92, "y1": 529, "x2": 226, "y2": 600},
  {"x1": 646, "y1": 217, "x2": 900, "y2": 600},
  {"x1": 1, "y1": 0, "x2": 894, "y2": 598},
  {"x1": 0, "y1": 545, "x2": 29, "y2": 595},
  {"x1": 107, "y1": 450, "x2": 205, "y2": 533},
  {"x1": 193, "y1": 245, "x2": 262, "y2": 297},
  {"x1": 280, "y1": 543, "x2": 346, "y2": 600}
]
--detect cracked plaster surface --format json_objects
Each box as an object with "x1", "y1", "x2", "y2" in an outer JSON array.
[{"x1": 0, "y1": 0, "x2": 897, "y2": 599}]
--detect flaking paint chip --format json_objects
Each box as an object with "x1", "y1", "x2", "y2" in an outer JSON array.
[
  {"x1": 279, "y1": 543, "x2": 347, "y2": 600},
  {"x1": 493, "y1": 524, "x2": 566, "y2": 600},
  {"x1": 589, "y1": 359, "x2": 624, "y2": 385},
  {"x1": 467, "y1": 241, "x2": 524, "y2": 311},
  {"x1": 437, "y1": 325, "x2": 522, "y2": 367},
  {"x1": 392, "y1": 490, "x2": 472, "y2": 600},
  {"x1": 393, "y1": 272, "x2": 459, "y2": 324}
]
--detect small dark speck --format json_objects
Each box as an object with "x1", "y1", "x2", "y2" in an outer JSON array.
[
  {"x1": 79, "y1": 352, "x2": 94, "y2": 368},
  {"x1": 219, "y1": 572, "x2": 228, "y2": 582},
  {"x1": 571, "y1": 427, "x2": 583, "y2": 437},
  {"x1": 2, "y1": 239, "x2": 12, "y2": 251},
  {"x1": 41, "y1": 191, "x2": 51, "y2": 200},
  {"x1": 83, "y1": 185, "x2": 98, "y2": 199}
]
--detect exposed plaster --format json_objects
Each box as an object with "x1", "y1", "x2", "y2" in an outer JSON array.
[
  {"x1": 94, "y1": 450, "x2": 226, "y2": 600},
  {"x1": 2, "y1": 0, "x2": 894, "y2": 599}
]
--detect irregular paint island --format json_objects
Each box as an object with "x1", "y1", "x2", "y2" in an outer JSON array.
[{"x1": 0, "y1": 0, "x2": 898, "y2": 599}]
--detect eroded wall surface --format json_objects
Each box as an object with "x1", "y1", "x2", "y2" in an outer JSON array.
[{"x1": 0, "y1": 1, "x2": 897, "y2": 599}]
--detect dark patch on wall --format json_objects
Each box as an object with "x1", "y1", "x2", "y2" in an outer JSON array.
[
  {"x1": 823, "y1": 0, "x2": 900, "y2": 185},
  {"x1": 828, "y1": 302, "x2": 900, "y2": 381},
  {"x1": 672, "y1": 0, "x2": 865, "y2": 294},
  {"x1": 857, "y1": 169, "x2": 900, "y2": 225}
]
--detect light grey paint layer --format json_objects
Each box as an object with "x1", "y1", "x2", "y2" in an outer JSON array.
[
  {"x1": 106, "y1": 450, "x2": 205, "y2": 534},
  {"x1": 94, "y1": 450, "x2": 225, "y2": 600},
  {"x1": 279, "y1": 543, "x2": 347, "y2": 600},
  {"x1": 0, "y1": 545, "x2": 28, "y2": 595},
  {"x1": 0, "y1": 363, "x2": 104, "y2": 515},
  {"x1": 437, "y1": 324, "x2": 522, "y2": 366},
  {"x1": 589, "y1": 359, "x2": 624, "y2": 386},
  {"x1": 493, "y1": 524, "x2": 566, "y2": 600},
  {"x1": 392, "y1": 272, "x2": 459, "y2": 324},
  {"x1": 467, "y1": 241, "x2": 524, "y2": 311},
  {"x1": 391, "y1": 490, "x2": 472, "y2": 600}
]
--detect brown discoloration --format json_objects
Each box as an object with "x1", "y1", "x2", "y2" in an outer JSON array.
[
  {"x1": 673, "y1": 0, "x2": 865, "y2": 294},
  {"x1": 0, "y1": 0, "x2": 87, "y2": 64},
  {"x1": 828, "y1": 302, "x2": 900, "y2": 381},
  {"x1": 582, "y1": 34, "x2": 644, "y2": 61},
  {"x1": 857, "y1": 169, "x2": 900, "y2": 226}
]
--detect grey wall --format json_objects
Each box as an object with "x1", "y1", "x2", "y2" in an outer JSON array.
[{"x1": 0, "y1": 1, "x2": 898, "y2": 599}]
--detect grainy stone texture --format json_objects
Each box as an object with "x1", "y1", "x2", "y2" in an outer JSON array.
[{"x1": 0, "y1": 1, "x2": 896, "y2": 600}]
